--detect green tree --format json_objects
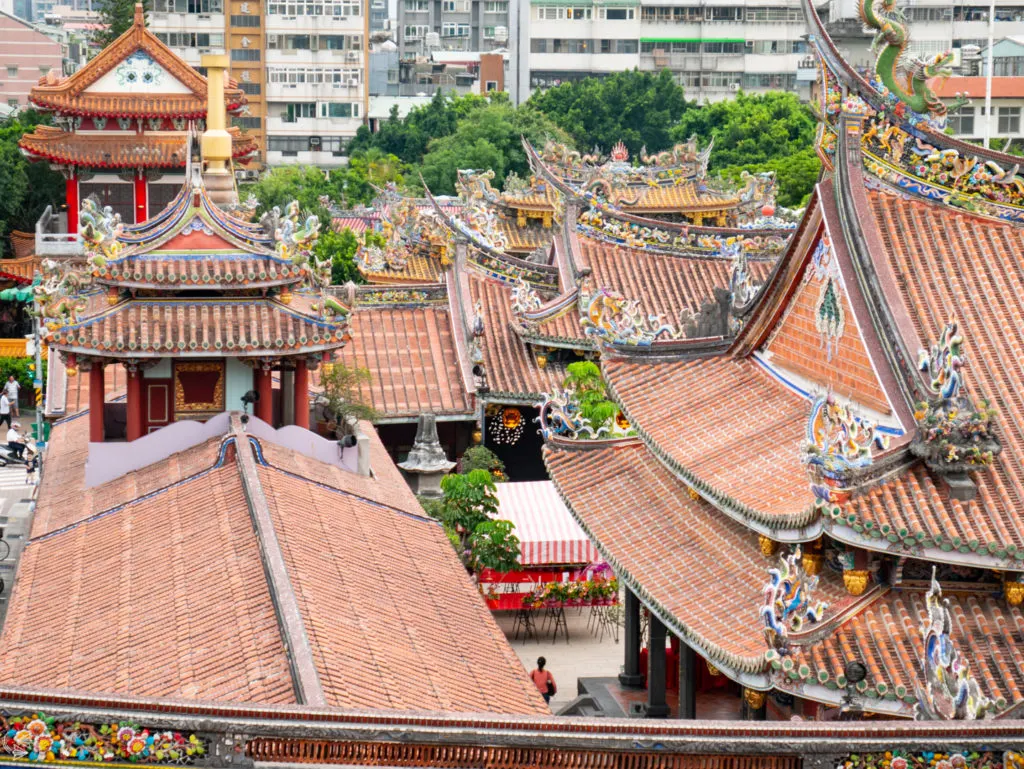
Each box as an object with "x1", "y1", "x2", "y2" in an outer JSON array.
[
  {"x1": 563, "y1": 360, "x2": 618, "y2": 431},
  {"x1": 526, "y1": 69, "x2": 692, "y2": 156},
  {"x1": 439, "y1": 469, "x2": 499, "y2": 554},
  {"x1": 318, "y1": 362, "x2": 377, "y2": 430},
  {"x1": 94, "y1": 0, "x2": 148, "y2": 46},
  {"x1": 0, "y1": 111, "x2": 64, "y2": 257},
  {"x1": 459, "y1": 445, "x2": 505, "y2": 480},
  {"x1": 318, "y1": 227, "x2": 360, "y2": 285},
  {"x1": 419, "y1": 99, "x2": 570, "y2": 194},
  {"x1": 671, "y1": 90, "x2": 820, "y2": 205},
  {"x1": 467, "y1": 519, "x2": 521, "y2": 573}
]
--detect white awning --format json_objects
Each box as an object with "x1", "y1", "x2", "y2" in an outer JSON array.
[{"x1": 494, "y1": 480, "x2": 600, "y2": 566}]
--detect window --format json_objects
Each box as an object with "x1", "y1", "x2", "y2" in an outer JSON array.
[
  {"x1": 536, "y1": 7, "x2": 563, "y2": 19},
  {"x1": 484, "y1": 1, "x2": 507, "y2": 11},
  {"x1": 745, "y1": 7, "x2": 803, "y2": 21},
  {"x1": 998, "y1": 106, "x2": 1021, "y2": 134},
  {"x1": 231, "y1": 14, "x2": 260, "y2": 25},
  {"x1": 6, "y1": 66, "x2": 17, "y2": 77},
  {"x1": 404, "y1": 0, "x2": 428, "y2": 8},
  {"x1": 232, "y1": 116, "x2": 261, "y2": 129},
  {"x1": 442, "y1": 0, "x2": 455, "y2": 9},
  {"x1": 740, "y1": 72, "x2": 796, "y2": 89},
  {"x1": 284, "y1": 103, "x2": 317, "y2": 121},
  {"x1": 707, "y1": 6, "x2": 742, "y2": 21},
  {"x1": 905, "y1": 7, "x2": 952, "y2": 21},
  {"x1": 238, "y1": 82, "x2": 261, "y2": 94},
  {"x1": 947, "y1": 106, "x2": 975, "y2": 135},
  {"x1": 601, "y1": 7, "x2": 633, "y2": 19},
  {"x1": 267, "y1": 136, "x2": 308, "y2": 155},
  {"x1": 641, "y1": 41, "x2": 699, "y2": 53},
  {"x1": 39, "y1": 65, "x2": 51, "y2": 75},
  {"x1": 485, "y1": 79, "x2": 498, "y2": 91},
  {"x1": 567, "y1": 7, "x2": 591, "y2": 19},
  {"x1": 231, "y1": 48, "x2": 261, "y2": 60},
  {"x1": 442, "y1": 21, "x2": 469, "y2": 35},
  {"x1": 404, "y1": 23, "x2": 429, "y2": 37},
  {"x1": 484, "y1": 25, "x2": 495, "y2": 36},
  {"x1": 995, "y1": 56, "x2": 1024, "y2": 77},
  {"x1": 599, "y1": 39, "x2": 637, "y2": 53},
  {"x1": 269, "y1": 0, "x2": 359, "y2": 14},
  {"x1": 6, "y1": 98, "x2": 17, "y2": 107},
  {"x1": 320, "y1": 101, "x2": 360, "y2": 117},
  {"x1": 552, "y1": 38, "x2": 589, "y2": 53},
  {"x1": 156, "y1": 32, "x2": 224, "y2": 47},
  {"x1": 703, "y1": 41, "x2": 742, "y2": 54}
]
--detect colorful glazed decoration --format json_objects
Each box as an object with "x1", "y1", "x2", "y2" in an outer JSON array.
[
  {"x1": 918, "y1": 319, "x2": 965, "y2": 400},
  {"x1": 579, "y1": 286, "x2": 684, "y2": 346},
  {"x1": 535, "y1": 389, "x2": 632, "y2": 442},
  {"x1": 80, "y1": 197, "x2": 125, "y2": 267},
  {"x1": 760, "y1": 545, "x2": 828, "y2": 653},
  {"x1": 115, "y1": 50, "x2": 164, "y2": 87},
  {"x1": 839, "y1": 752, "x2": 1020, "y2": 769},
  {"x1": 457, "y1": 168, "x2": 501, "y2": 204},
  {"x1": 34, "y1": 257, "x2": 91, "y2": 328},
  {"x1": 860, "y1": 0, "x2": 954, "y2": 118},
  {"x1": 803, "y1": 392, "x2": 888, "y2": 477},
  {"x1": 912, "y1": 321, "x2": 999, "y2": 472},
  {"x1": 1, "y1": 713, "x2": 205, "y2": 763},
  {"x1": 273, "y1": 200, "x2": 321, "y2": 269},
  {"x1": 806, "y1": 237, "x2": 846, "y2": 362},
  {"x1": 915, "y1": 567, "x2": 999, "y2": 720},
  {"x1": 727, "y1": 239, "x2": 760, "y2": 309},
  {"x1": 510, "y1": 277, "x2": 543, "y2": 317}
]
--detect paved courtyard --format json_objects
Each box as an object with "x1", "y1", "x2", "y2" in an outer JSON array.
[{"x1": 494, "y1": 606, "x2": 623, "y2": 713}]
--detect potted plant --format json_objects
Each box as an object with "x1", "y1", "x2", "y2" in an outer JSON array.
[{"x1": 316, "y1": 362, "x2": 377, "y2": 438}]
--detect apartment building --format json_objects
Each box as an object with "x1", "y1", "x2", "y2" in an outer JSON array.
[
  {"x1": 149, "y1": 0, "x2": 368, "y2": 170},
  {"x1": 397, "y1": 0, "x2": 511, "y2": 58},
  {"x1": 0, "y1": 11, "x2": 65, "y2": 109}
]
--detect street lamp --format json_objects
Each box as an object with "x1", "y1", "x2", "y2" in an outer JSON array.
[{"x1": 839, "y1": 660, "x2": 867, "y2": 720}]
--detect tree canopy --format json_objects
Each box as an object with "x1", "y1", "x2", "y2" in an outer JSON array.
[
  {"x1": 526, "y1": 69, "x2": 692, "y2": 157},
  {"x1": 0, "y1": 111, "x2": 65, "y2": 257},
  {"x1": 671, "y1": 91, "x2": 820, "y2": 206},
  {"x1": 93, "y1": 0, "x2": 148, "y2": 46}
]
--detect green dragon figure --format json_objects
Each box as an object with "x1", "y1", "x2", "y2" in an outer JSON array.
[{"x1": 859, "y1": 0, "x2": 954, "y2": 117}]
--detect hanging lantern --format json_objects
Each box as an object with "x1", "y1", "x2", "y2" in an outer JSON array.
[
  {"x1": 615, "y1": 411, "x2": 630, "y2": 431},
  {"x1": 489, "y1": 406, "x2": 524, "y2": 445}
]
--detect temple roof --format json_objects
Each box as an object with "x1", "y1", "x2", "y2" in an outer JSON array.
[
  {"x1": 0, "y1": 413, "x2": 547, "y2": 714},
  {"x1": 20, "y1": 125, "x2": 257, "y2": 168},
  {"x1": 48, "y1": 297, "x2": 349, "y2": 358},
  {"x1": 336, "y1": 295, "x2": 473, "y2": 421},
  {"x1": 25, "y1": 5, "x2": 246, "y2": 119},
  {"x1": 545, "y1": 438, "x2": 847, "y2": 679}
]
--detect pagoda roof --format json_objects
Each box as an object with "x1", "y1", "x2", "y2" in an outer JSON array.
[
  {"x1": 20, "y1": 124, "x2": 257, "y2": 168},
  {"x1": 336, "y1": 288, "x2": 474, "y2": 421},
  {"x1": 0, "y1": 412, "x2": 546, "y2": 714},
  {"x1": 622, "y1": 182, "x2": 739, "y2": 215},
  {"x1": 26, "y1": 5, "x2": 246, "y2": 119},
  {"x1": 47, "y1": 296, "x2": 349, "y2": 358},
  {"x1": 498, "y1": 218, "x2": 553, "y2": 253}
]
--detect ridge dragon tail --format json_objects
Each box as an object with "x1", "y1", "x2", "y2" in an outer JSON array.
[{"x1": 859, "y1": 0, "x2": 958, "y2": 118}]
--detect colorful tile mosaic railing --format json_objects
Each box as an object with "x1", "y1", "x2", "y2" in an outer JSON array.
[
  {"x1": 841, "y1": 751, "x2": 1023, "y2": 769},
  {"x1": 1, "y1": 713, "x2": 206, "y2": 764}
]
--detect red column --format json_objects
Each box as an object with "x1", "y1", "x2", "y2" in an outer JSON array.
[
  {"x1": 133, "y1": 170, "x2": 148, "y2": 224},
  {"x1": 89, "y1": 363, "x2": 105, "y2": 443},
  {"x1": 294, "y1": 359, "x2": 309, "y2": 430},
  {"x1": 66, "y1": 173, "x2": 79, "y2": 233},
  {"x1": 126, "y1": 368, "x2": 143, "y2": 441},
  {"x1": 254, "y1": 365, "x2": 273, "y2": 424}
]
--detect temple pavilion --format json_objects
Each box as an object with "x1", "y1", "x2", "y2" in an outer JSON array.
[{"x1": 19, "y1": 4, "x2": 256, "y2": 229}]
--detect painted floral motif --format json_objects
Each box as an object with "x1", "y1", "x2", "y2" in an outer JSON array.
[
  {"x1": 1, "y1": 713, "x2": 205, "y2": 763},
  {"x1": 760, "y1": 546, "x2": 827, "y2": 654},
  {"x1": 115, "y1": 50, "x2": 165, "y2": 87},
  {"x1": 841, "y1": 752, "x2": 1021, "y2": 769},
  {"x1": 915, "y1": 568, "x2": 1000, "y2": 720}
]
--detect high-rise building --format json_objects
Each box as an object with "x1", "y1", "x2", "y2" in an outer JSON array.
[
  {"x1": 396, "y1": 0, "x2": 510, "y2": 60},
  {"x1": 149, "y1": 0, "x2": 368, "y2": 170},
  {"x1": 520, "y1": 0, "x2": 1024, "y2": 104}
]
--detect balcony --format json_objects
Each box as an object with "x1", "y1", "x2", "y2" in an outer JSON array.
[
  {"x1": 266, "y1": 48, "x2": 364, "y2": 65},
  {"x1": 265, "y1": 13, "x2": 363, "y2": 31},
  {"x1": 266, "y1": 81, "x2": 364, "y2": 101},
  {"x1": 148, "y1": 11, "x2": 225, "y2": 30},
  {"x1": 265, "y1": 115, "x2": 363, "y2": 134},
  {"x1": 35, "y1": 206, "x2": 82, "y2": 258},
  {"x1": 265, "y1": 149, "x2": 351, "y2": 167}
]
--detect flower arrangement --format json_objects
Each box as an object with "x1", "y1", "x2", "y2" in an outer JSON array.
[
  {"x1": 1, "y1": 714, "x2": 205, "y2": 764},
  {"x1": 841, "y1": 752, "x2": 1011, "y2": 769},
  {"x1": 911, "y1": 398, "x2": 1000, "y2": 472},
  {"x1": 519, "y1": 576, "x2": 619, "y2": 608}
]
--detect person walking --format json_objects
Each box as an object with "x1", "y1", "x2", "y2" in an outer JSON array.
[
  {"x1": 530, "y1": 657, "x2": 556, "y2": 704},
  {"x1": 4, "y1": 376, "x2": 20, "y2": 418},
  {"x1": 0, "y1": 391, "x2": 11, "y2": 430}
]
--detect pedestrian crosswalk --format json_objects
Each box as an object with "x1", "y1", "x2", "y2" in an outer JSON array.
[{"x1": 0, "y1": 464, "x2": 34, "y2": 490}]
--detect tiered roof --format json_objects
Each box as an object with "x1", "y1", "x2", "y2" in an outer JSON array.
[
  {"x1": 536, "y1": 0, "x2": 1024, "y2": 719},
  {"x1": 39, "y1": 178, "x2": 350, "y2": 364}
]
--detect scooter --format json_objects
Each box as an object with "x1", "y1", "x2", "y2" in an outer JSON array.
[{"x1": 0, "y1": 438, "x2": 37, "y2": 467}]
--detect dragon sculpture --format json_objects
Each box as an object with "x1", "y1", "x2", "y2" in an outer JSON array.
[
  {"x1": 510, "y1": 277, "x2": 543, "y2": 317},
  {"x1": 914, "y1": 567, "x2": 997, "y2": 720},
  {"x1": 274, "y1": 200, "x2": 322, "y2": 271},
  {"x1": 918, "y1": 319, "x2": 965, "y2": 400},
  {"x1": 579, "y1": 287, "x2": 684, "y2": 346},
  {"x1": 456, "y1": 169, "x2": 501, "y2": 204},
  {"x1": 34, "y1": 258, "x2": 91, "y2": 328},
  {"x1": 639, "y1": 136, "x2": 701, "y2": 167},
  {"x1": 79, "y1": 197, "x2": 125, "y2": 269},
  {"x1": 860, "y1": 0, "x2": 955, "y2": 118},
  {"x1": 726, "y1": 239, "x2": 760, "y2": 310},
  {"x1": 760, "y1": 546, "x2": 828, "y2": 654},
  {"x1": 802, "y1": 392, "x2": 889, "y2": 478}
]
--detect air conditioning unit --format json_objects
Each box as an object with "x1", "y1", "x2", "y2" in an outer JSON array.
[
  {"x1": 729, "y1": 82, "x2": 741, "y2": 91},
  {"x1": 334, "y1": 15, "x2": 348, "y2": 20},
  {"x1": 268, "y1": 33, "x2": 279, "y2": 44},
  {"x1": 244, "y1": 169, "x2": 259, "y2": 180},
  {"x1": 347, "y1": 77, "x2": 360, "y2": 85},
  {"x1": 346, "y1": 50, "x2": 360, "y2": 60}
]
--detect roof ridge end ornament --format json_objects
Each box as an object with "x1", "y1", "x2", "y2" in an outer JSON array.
[
  {"x1": 760, "y1": 544, "x2": 828, "y2": 656},
  {"x1": 913, "y1": 566, "x2": 1002, "y2": 719},
  {"x1": 910, "y1": 319, "x2": 1000, "y2": 498}
]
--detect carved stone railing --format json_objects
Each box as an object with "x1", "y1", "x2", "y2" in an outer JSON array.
[{"x1": 35, "y1": 205, "x2": 83, "y2": 257}]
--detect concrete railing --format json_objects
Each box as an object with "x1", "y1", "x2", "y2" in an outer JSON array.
[{"x1": 35, "y1": 205, "x2": 83, "y2": 257}]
